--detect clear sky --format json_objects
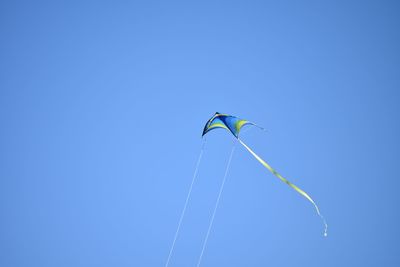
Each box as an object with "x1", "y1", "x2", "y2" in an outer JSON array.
[{"x1": 1, "y1": 1, "x2": 399, "y2": 266}]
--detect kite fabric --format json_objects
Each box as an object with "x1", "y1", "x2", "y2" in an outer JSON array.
[{"x1": 202, "y1": 112, "x2": 328, "y2": 237}]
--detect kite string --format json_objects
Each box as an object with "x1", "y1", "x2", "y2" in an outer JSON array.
[
  {"x1": 196, "y1": 143, "x2": 236, "y2": 267},
  {"x1": 165, "y1": 138, "x2": 206, "y2": 267}
]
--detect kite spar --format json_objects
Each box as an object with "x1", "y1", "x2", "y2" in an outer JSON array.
[{"x1": 202, "y1": 112, "x2": 328, "y2": 237}]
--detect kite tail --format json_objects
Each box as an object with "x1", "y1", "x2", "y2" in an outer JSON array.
[{"x1": 238, "y1": 139, "x2": 328, "y2": 237}]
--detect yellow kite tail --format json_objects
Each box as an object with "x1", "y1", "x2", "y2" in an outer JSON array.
[{"x1": 238, "y1": 138, "x2": 328, "y2": 237}]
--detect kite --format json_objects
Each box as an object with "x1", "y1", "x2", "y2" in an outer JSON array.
[
  {"x1": 165, "y1": 112, "x2": 327, "y2": 267},
  {"x1": 202, "y1": 112, "x2": 327, "y2": 235}
]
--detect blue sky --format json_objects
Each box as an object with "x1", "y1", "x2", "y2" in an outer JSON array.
[{"x1": 1, "y1": 1, "x2": 399, "y2": 266}]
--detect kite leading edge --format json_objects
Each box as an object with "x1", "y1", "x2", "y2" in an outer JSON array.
[{"x1": 202, "y1": 112, "x2": 328, "y2": 237}]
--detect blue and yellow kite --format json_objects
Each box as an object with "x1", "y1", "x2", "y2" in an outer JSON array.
[
  {"x1": 202, "y1": 112, "x2": 328, "y2": 237},
  {"x1": 165, "y1": 112, "x2": 328, "y2": 267}
]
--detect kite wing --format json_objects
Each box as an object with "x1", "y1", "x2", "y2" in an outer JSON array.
[{"x1": 202, "y1": 112, "x2": 255, "y2": 138}]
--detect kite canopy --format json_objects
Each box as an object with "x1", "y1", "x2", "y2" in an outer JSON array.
[{"x1": 202, "y1": 112, "x2": 253, "y2": 138}]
